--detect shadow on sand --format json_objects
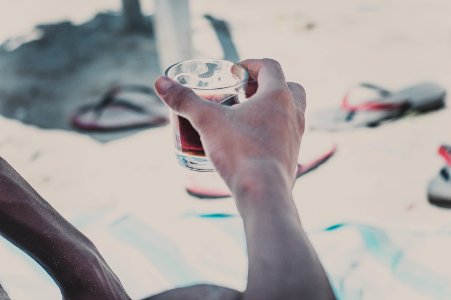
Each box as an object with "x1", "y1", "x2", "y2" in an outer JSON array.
[{"x1": 0, "y1": 12, "x2": 165, "y2": 138}]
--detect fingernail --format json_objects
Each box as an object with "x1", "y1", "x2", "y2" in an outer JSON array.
[{"x1": 156, "y1": 76, "x2": 173, "y2": 94}]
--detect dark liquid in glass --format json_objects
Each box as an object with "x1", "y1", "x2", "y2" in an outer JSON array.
[{"x1": 178, "y1": 94, "x2": 238, "y2": 157}]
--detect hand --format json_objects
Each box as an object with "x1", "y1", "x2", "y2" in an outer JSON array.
[{"x1": 155, "y1": 59, "x2": 306, "y2": 197}]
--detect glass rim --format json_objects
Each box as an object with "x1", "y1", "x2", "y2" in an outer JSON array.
[{"x1": 164, "y1": 58, "x2": 249, "y2": 91}]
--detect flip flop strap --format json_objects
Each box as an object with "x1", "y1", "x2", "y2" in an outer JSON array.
[
  {"x1": 93, "y1": 84, "x2": 156, "y2": 114},
  {"x1": 359, "y1": 83, "x2": 391, "y2": 96},
  {"x1": 297, "y1": 144, "x2": 337, "y2": 176},
  {"x1": 341, "y1": 83, "x2": 406, "y2": 112},
  {"x1": 438, "y1": 145, "x2": 451, "y2": 166}
]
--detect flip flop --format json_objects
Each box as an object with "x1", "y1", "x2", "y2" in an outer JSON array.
[
  {"x1": 186, "y1": 145, "x2": 337, "y2": 199},
  {"x1": 428, "y1": 145, "x2": 451, "y2": 208},
  {"x1": 311, "y1": 82, "x2": 446, "y2": 131},
  {"x1": 70, "y1": 84, "x2": 169, "y2": 132}
]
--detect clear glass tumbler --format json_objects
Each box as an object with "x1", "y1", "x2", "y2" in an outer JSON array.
[{"x1": 165, "y1": 59, "x2": 248, "y2": 172}]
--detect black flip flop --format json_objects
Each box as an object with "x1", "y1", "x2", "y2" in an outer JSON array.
[
  {"x1": 70, "y1": 84, "x2": 169, "y2": 132},
  {"x1": 311, "y1": 82, "x2": 446, "y2": 131},
  {"x1": 428, "y1": 145, "x2": 451, "y2": 208}
]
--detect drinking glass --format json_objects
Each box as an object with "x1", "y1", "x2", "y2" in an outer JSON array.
[{"x1": 165, "y1": 59, "x2": 248, "y2": 171}]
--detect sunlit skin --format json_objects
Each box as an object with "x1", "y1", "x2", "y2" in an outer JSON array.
[{"x1": 0, "y1": 59, "x2": 335, "y2": 300}]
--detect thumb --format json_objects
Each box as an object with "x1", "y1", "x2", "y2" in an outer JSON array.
[{"x1": 154, "y1": 76, "x2": 215, "y2": 121}]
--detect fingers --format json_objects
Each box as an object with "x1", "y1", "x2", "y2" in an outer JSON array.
[
  {"x1": 240, "y1": 59, "x2": 288, "y2": 95},
  {"x1": 288, "y1": 82, "x2": 307, "y2": 135},
  {"x1": 154, "y1": 76, "x2": 219, "y2": 123},
  {"x1": 287, "y1": 82, "x2": 306, "y2": 113}
]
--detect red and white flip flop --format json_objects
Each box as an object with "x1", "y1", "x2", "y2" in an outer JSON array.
[
  {"x1": 311, "y1": 82, "x2": 446, "y2": 131},
  {"x1": 186, "y1": 145, "x2": 337, "y2": 199}
]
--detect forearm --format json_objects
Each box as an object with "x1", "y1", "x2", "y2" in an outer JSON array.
[
  {"x1": 0, "y1": 158, "x2": 95, "y2": 290},
  {"x1": 232, "y1": 164, "x2": 335, "y2": 300}
]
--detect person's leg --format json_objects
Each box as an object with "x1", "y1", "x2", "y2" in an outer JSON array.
[{"x1": 0, "y1": 157, "x2": 130, "y2": 300}]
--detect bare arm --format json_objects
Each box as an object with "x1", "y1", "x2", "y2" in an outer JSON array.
[
  {"x1": 235, "y1": 166, "x2": 333, "y2": 300},
  {"x1": 153, "y1": 58, "x2": 335, "y2": 300},
  {"x1": 145, "y1": 168, "x2": 334, "y2": 300}
]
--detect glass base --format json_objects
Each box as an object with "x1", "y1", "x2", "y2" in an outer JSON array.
[{"x1": 176, "y1": 151, "x2": 215, "y2": 172}]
